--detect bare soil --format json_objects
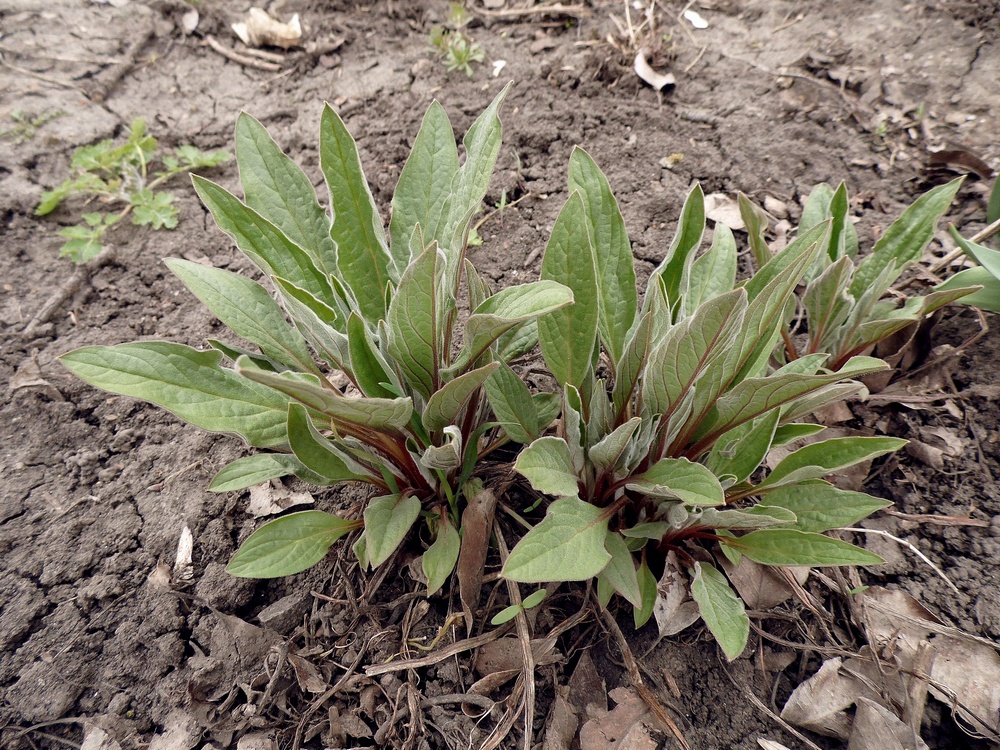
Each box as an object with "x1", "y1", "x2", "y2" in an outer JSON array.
[{"x1": 1, "y1": 1, "x2": 999, "y2": 748}]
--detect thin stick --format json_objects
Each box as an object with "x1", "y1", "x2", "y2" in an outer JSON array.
[
  {"x1": 474, "y1": 3, "x2": 588, "y2": 19},
  {"x1": 22, "y1": 246, "x2": 118, "y2": 340},
  {"x1": 0, "y1": 56, "x2": 82, "y2": 91},
  {"x1": 293, "y1": 643, "x2": 369, "y2": 750},
  {"x1": 364, "y1": 625, "x2": 509, "y2": 676},
  {"x1": 842, "y1": 527, "x2": 960, "y2": 594},
  {"x1": 928, "y1": 217, "x2": 1000, "y2": 273},
  {"x1": 883, "y1": 508, "x2": 990, "y2": 528},
  {"x1": 496, "y1": 529, "x2": 534, "y2": 750},
  {"x1": 204, "y1": 36, "x2": 282, "y2": 72},
  {"x1": 82, "y1": 25, "x2": 155, "y2": 102},
  {"x1": 601, "y1": 609, "x2": 691, "y2": 749}
]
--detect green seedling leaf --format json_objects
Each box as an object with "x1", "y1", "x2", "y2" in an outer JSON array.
[
  {"x1": 739, "y1": 192, "x2": 770, "y2": 269},
  {"x1": 228, "y1": 510, "x2": 358, "y2": 577},
  {"x1": 502, "y1": 497, "x2": 611, "y2": 583},
  {"x1": 484, "y1": 361, "x2": 539, "y2": 444},
  {"x1": 706, "y1": 410, "x2": 779, "y2": 485},
  {"x1": 626, "y1": 457, "x2": 725, "y2": 506},
  {"x1": 491, "y1": 589, "x2": 547, "y2": 625},
  {"x1": 389, "y1": 101, "x2": 459, "y2": 273},
  {"x1": 612, "y1": 311, "x2": 653, "y2": 417},
  {"x1": 58, "y1": 222, "x2": 107, "y2": 263},
  {"x1": 724, "y1": 529, "x2": 884, "y2": 566},
  {"x1": 690, "y1": 563, "x2": 748, "y2": 661},
  {"x1": 166, "y1": 259, "x2": 319, "y2": 375},
  {"x1": 388, "y1": 242, "x2": 446, "y2": 399},
  {"x1": 235, "y1": 112, "x2": 338, "y2": 276},
  {"x1": 514, "y1": 436, "x2": 580, "y2": 498},
  {"x1": 320, "y1": 104, "x2": 390, "y2": 319},
  {"x1": 193, "y1": 176, "x2": 336, "y2": 308},
  {"x1": 272, "y1": 277, "x2": 351, "y2": 371},
  {"x1": 568, "y1": 147, "x2": 637, "y2": 364},
  {"x1": 60, "y1": 343, "x2": 291, "y2": 448},
  {"x1": 622, "y1": 522, "x2": 670, "y2": 540},
  {"x1": 937, "y1": 266, "x2": 1000, "y2": 312},
  {"x1": 763, "y1": 481, "x2": 890, "y2": 532},
  {"x1": 421, "y1": 425, "x2": 463, "y2": 470},
  {"x1": 803, "y1": 256, "x2": 854, "y2": 352},
  {"x1": 760, "y1": 436, "x2": 906, "y2": 490},
  {"x1": 286, "y1": 403, "x2": 371, "y2": 483},
  {"x1": 539, "y1": 191, "x2": 599, "y2": 389},
  {"x1": 364, "y1": 494, "x2": 422, "y2": 567},
  {"x1": 989, "y1": 177, "x2": 1000, "y2": 226},
  {"x1": 209, "y1": 453, "x2": 302, "y2": 492},
  {"x1": 951, "y1": 225, "x2": 1000, "y2": 278},
  {"x1": 772, "y1": 423, "x2": 827, "y2": 446},
  {"x1": 236, "y1": 358, "x2": 413, "y2": 432},
  {"x1": 131, "y1": 189, "x2": 178, "y2": 230},
  {"x1": 603, "y1": 531, "x2": 642, "y2": 608},
  {"x1": 589, "y1": 417, "x2": 642, "y2": 474},
  {"x1": 423, "y1": 363, "x2": 498, "y2": 433},
  {"x1": 850, "y1": 178, "x2": 962, "y2": 298},
  {"x1": 651, "y1": 183, "x2": 705, "y2": 307},
  {"x1": 633, "y1": 558, "x2": 657, "y2": 628},
  {"x1": 346, "y1": 312, "x2": 397, "y2": 399},
  {"x1": 423, "y1": 513, "x2": 461, "y2": 595},
  {"x1": 693, "y1": 506, "x2": 795, "y2": 530},
  {"x1": 685, "y1": 223, "x2": 737, "y2": 315}
]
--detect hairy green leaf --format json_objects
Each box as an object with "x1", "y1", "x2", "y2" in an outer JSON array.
[
  {"x1": 228, "y1": 510, "x2": 357, "y2": 577},
  {"x1": 685, "y1": 223, "x2": 737, "y2": 315},
  {"x1": 503, "y1": 497, "x2": 611, "y2": 583},
  {"x1": 763, "y1": 481, "x2": 890, "y2": 532},
  {"x1": 61, "y1": 343, "x2": 291, "y2": 447},
  {"x1": 651, "y1": 183, "x2": 705, "y2": 307},
  {"x1": 286, "y1": 403, "x2": 371, "y2": 483},
  {"x1": 514, "y1": 436, "x2": 580, "y2": 498},
  {"x1": 936, "y1": 266, "x2": 1000, "y2": 312},
  {"x1": 603, "y1": 531, "x2": 642, "y2": 607},
  {"x1": 423, "y1": 362, "x2": 498, "y2": 434},
  {"x1": 725, "y1": 529, "x2": 884, "y2": 566},
  {"x1": 760, "y1": 436, "x2": 906, "y2": 490},
  {"x1": 387, "y1": 243, "x2": 446, "y2": 399},
  {"x1": 209, "y1": 453, "x2": 303, "y2": 492},
  {"x1": 690, "y1": 563, "x2": 748, "y2": 661},
  {"x1": 568, "y1": 147, "x2": 637, "y2": 363},
  {"x1": 626, "y1": 457, "x2": 725, "y2": 506},
  {"x1": 484, "y1": 362, "x2": 539, "y2": 444},
  {"x1": 589, "y1": 417, "x2": 642, "y2": 475},
  {"x1": 423, "y1": 513, "x2": 461, "y2": 595},
  {"x1": 539, "y1": 191, "x2": 599, "y2": 389},
  {"x1": 706, "y1": 410, "x2": 779, "y2": 485},
  {"x1": 364, "y1": 494, "x2": 422, "y2": 567},
  {"x1": 633, "y1": 558, "x2": 657, "y2": 628}
]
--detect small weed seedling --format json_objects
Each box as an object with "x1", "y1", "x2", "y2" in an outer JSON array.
[
  {"x1": 1, "y1": 109, "x2": 66, "y2": 142},
  {"x1": 429, "y1": 3, "x2": 485, "y2": 77},
  {"x1": 501, "y1": 151, "x2": 903, "y2": 660},
  {"x1": 62, "y1": 87, "x2": 573, "y2": 593},
  {"x1": 36, "y1": 119, "x2": 229, "y2": 262}
]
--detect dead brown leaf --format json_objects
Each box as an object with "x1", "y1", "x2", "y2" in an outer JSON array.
[
  {"x1": 580, "y1": 687, "x2": 657, "y2": 750},
  {"x1": 848, "y1": 697, "x2": 929, "y2": 750},
  {"x1": 457, "y1": 484, "x2": 497, "y2": 632}
]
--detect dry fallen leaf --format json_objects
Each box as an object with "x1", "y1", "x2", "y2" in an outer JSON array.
[
  {"x1": 654, "y1": 552, "x2": 700, "y2": 637},
  {"x1": 233, "y1": 8, "x2": 302, "y2": 49},
  {"x1": 721, "y1": 555, "x2": 806, "y2": 610},
  {"x1": 704, "y1": 193, "x2": 746, "y2": 230},
  {"x1": 287, "y1": 653, "x2": 327, "y2": 694},
  {"x1": 780, "y1": 657, "x2": 864, "y2": 739},
  {"x1": 457, "y1": 483, "x2": 496, "y2": 632},
  {"x1": 633, "y1": 49, "x2": 675, "y2": 91},
  {"x1": 173, "y1": 525, "x2": 194, "y2": 584},
  {"x1": 848, "y1": 697, "x2": 929, "y2": 750},
  {"x1": 543, "y1": 688, "x2": 579, "y2": 750},
  {"x1": 247, "y1": 484, "x2": 313, "y2": 517},
  {"x1": 927, "y1": 637, "x2": 1000, "y2": 741},
  {"x1": 580, "y1": 687, "x2": 657, "y2": 750}
]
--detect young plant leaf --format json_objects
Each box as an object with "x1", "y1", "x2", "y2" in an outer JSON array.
[
  {"x1": 651, "y1": 183, "x2": 705, "y2": 307},
  {"x1": 484, "y1": 361, "x2": 540, "y2": 445},
  {"x1": 603, "y1": 531, "x2": 642, "y2": 608},
  {"x1": 209, "y1": 453, "x2": 303, "y2": 492},
  {"x1": 762, "y1": 481, "x2": 890, "y2": 532},
  {"x1": 286, "y1": 403, "x2": 371, "y2": 483},
  {"x1": 389, "y1": 101, "x2": 459, "y2": 273},
  {"x1": 568, "y1": 147, "x2": 637, "y2": 364},
  {"x1": 685, "y1": 223, "x2": 737, "y2": 315},
  {"x1": 423, "y1": 513, "x2": 461, "y2": 595},
  {"x1": 320, "y1": 103, "x2": 391, "y2": 320},
  {"x1": 589, "y1": 417, "x2": 642, "y2": 475},
  {"x1": 346, "y1": 312, "x2": 397, "y2": 399},
  {"x1": 502, "y1": 497, "x2": 611, "y2": 583},
  {"x1": 60, "y1": 343, "x2": 291, "y2": 448},
  {"x1": 538, "y1": 191, "x2": 599, "y2": 389},
  {"x1": 724, "y1": 529, "x2": 884, "y2": 566},
  {"x1": 227, "y1": 510, "x2": 358, "y2": 577},
  {"x1": 423, "y1": 362, "x2": 498, "y2": 434},
  {"x1": 633, "y1": 558, "x2": 657, "y2": 628},
  {"x1": 936, "y1": 266, "x2": 1000, "y2": 312},
  {"x1": 690, "y1": 562, "x2": 748, "y2": 661},
  {"x1": 166, "y1": 259, "x2": 318, "y2": 375},
  {"x1": 706, "y1": 410, "x2": 779, "y2": 485},
  {"x1": 364, "y1": 494, "x2": 422, "y2": 567},
  {"x1": 759, "y1": 436, "x2": 906, "y2": 490},
  {"x1": 514, "y1": 436, "x2": 580, "y2": 498},
  {"x1": 235, "y1": 112, "x2": 338, "y2": 276},
  {"x1": 625, "y1": 457, "x2": 725, "y2": 506}
]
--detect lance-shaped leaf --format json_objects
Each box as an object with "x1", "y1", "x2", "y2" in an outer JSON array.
[
  {"x1": 685, "y1": 223, "x2": 737, "y2": 316},
  {"x1": 227, "y1": 510, "x2": 357, "y2": 577},
  {"x1": 387, "y1": 243, "x2": 446, "y2": 399},
  {"x1": 286, "y1": 403, "x2": 373, "y2": 483},
  {"x1": 439, "y1": 84, "x2": 510, "y2": 270},
  {"x1": 423, "y1": 513, "x2": 461, "y2": 596},
  {"x1": 589, "y1": 417, "x2": 642, "y2": 475},
  {"x1": 61, "y1": 343, "x2": 291, "y2": 447},
  {"x1": 739, "y1": 192, "x2": 770, "y2": 269},
  {"x1": 237, "y1": 357, "x2": 413, "y2": 431},
  {"x1": 650, "y1": 183, "x2": 705, "y2": 307},
  {"x1": 364, "y1": 494, "x2": 422, "y2": 567},
  {"x1": 692, "y1": 506, "x2": 795, "y2": 530},
  {"x1": 235, "y1": 112, "x2": 337, "y2": 276},
  {"x1": 166, "y1": 259, "x2": 318, "y2": 375},
  {"x1": 803, "y1": 255, "x2": 854, "y2": 352},
  {"x1": 539, "y1": 191, "x2": 599, "y2": 389},
  {"x1": 758, "y1": 436, "x2": 906, "y2": 490},
  {"x1": 642, "y1": 288, "x2": 747, "y2": 420},
  {"x1": 850, "y1": 178, "x2": 962, "y2": 298},
  {"x1": 502, "y1": 497, "x2": 611, "y2": 582},
  {"x1": 693, "y1": 356, "x2": 888, "y2": 450},
  {"x1": 514, "y1": 436, "x2": 580, "y2": 498},
  {"x1": 602, "y1": 531, "x2": 642, "y2": 608},
  {"x1": 389, "y1": 101, "x2": 459, "y2": 273},
  {"x1": 459, "y1": 280, "x2": 574, "y2": 368},
  {"x1": 633, "y1": 559, "x2": 657, "y2": 627},
  {"x1": 724, "y1": 529, "x2": 884, "y2": 567},
  {"x1": 626, "y1": 457, "x2": 725, "y2": 506},
  {"x1": 612, "y1": 311, "x2": 653, "y2": 417},
  {"x1": 690, "y1": 563, "x2": 748, "y2": 661},
  {"x1": 193, "y1": 175, "x2": 335, "y2": 307},
  {"x1": 423, "y1": 362, "x2": 498, "y2": 433},
  {"x1": 320, "y1": 103, "x2": 391, "y2": 320},
  {"x1": 706, "y1": 410, "x2": 779, "y2": 485},
  {"x1": 762, "y1": 481, "x2": 890, "y2": 532},
  {"x1": 484, "y1": 361, "x2": 540, "y2": 445},
  {"x1": 346, "y1": 312, "x2": 397, "y2": 399},
  {"x1": 568, "y1": 147, "x2": 637, "y2": 363},
  {"x1": 209, "y1": 453, "x2": 305, "y2": 492}
]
